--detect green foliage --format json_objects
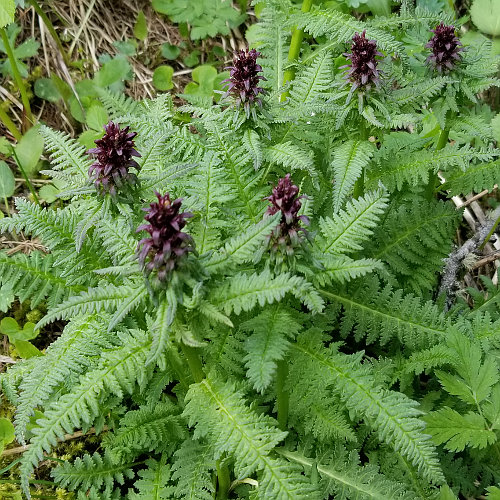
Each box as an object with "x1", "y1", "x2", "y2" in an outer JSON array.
[{"x1": 152, "y1": 0, "x2": 246, "y2": 40}]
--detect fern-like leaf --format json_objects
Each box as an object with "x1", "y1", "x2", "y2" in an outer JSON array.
[
  {"x1": 184, "y1": 375, "x2": 317, "y2": 499},
  {"x1": 290, "y1": 332, "x2": 444, "y2": 484},
  {"x1": 319, "y1": 189, "x2": 388, "y2": 254},
  {"x1": 128, "y1": 454, "x2": 176, "y2": 500},
  {"x1": 51, "y1": 449, "x2": 134, "y2": 492},
  {"x1": 331, "y1": 140, "x2": 374, "y2": 213},
  {"x1": 171, "y1": 439, "x2": 216, "y2": 500},
  {"x1": 19, "y1": 331, "x2": 152, "y2": 498}
]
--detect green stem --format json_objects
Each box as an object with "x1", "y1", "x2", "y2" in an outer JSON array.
[
  {"x1": 0, "y1": 479, "x2": 56, "y2": 486},
  {"x1": 436, "y1": 127, "x2": 450, "y2": 151},
  {"x1": 0, "y1": 28, "x2": 33, "y2": 127},
  {"x1": 352, "y1": 123, "x2": 368, "y2": 198},
  {"x1": 4, "y1": 196, "x2": 10, "y2": 217},
  {"x1": 180, "y1": 343, "x2": 205, "y2": 383},
  {"x1": 426, "y1": 114, "x2": 452, "y2": 199},
  {"x1": 216, "y1": 460, "x2": 231, "y2": 500},
  {"x1": 28, "y1": 0, "x2": 71, "y2": 67},
  {"x1": 280, "y1": 0, "x2": 314, "y2": 102},
  {"x1": 479, "y1": 214, "x2": 500, "y2": 251},
  {"x1": 0, "y1": 106, "x2": 22, "y2": 140},
  {"x1": 166, "y1": 348, "x2": 190, "y2": 390},
  {"x1": 10, "y1": 146, "x2": 39, "y2": 204},
  {"x1": 276, "y1": 359, "x2": 289, "y2": 430}
]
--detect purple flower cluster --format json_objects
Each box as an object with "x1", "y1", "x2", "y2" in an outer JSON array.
[
  {"x1": 137, "y1": 192, "x2": 194, "y2": 282},
  {"x1": 425, "y1": 22, "x2": 464, "y2": 72},
  {"x1": 265, "y1": 174, "x2": 309, "y2": 255},
  {"x1": 223, "y1": 48, "x2": 266, "y2": 113},
  {"x1": 87, "y1": 122, "x2": 141, "y2": 197},
  {"x1": 343, "y1": 31, "x2": 382, "y2": 91}
]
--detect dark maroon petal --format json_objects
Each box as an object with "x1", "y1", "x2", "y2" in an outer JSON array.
[
  {"x1": 136, "y1": 192, "x2": 194, "y2": 281},
  {"x1": 343, "y1": 31, "x2": 382, "y2": 89},
  {"x1": 224, "y1": 47, "x2": 266, "y2": 112},
  {"x1": 86, "y1": 121, "x2": 141, "y2": 196},
  {"x1": 426, "y1": 22, "x2": 463, "y2": 72}
]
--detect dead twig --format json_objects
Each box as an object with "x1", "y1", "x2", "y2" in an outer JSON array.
[
  {"x1": 1, "y1": 427, "x2": 106, "y2": 458},
  {"x1": 439, "y1": 205, "x2": 500, "y2": 311},
  {"x1": 470, "y1": 249, "x2": 500, "y2": 270}
]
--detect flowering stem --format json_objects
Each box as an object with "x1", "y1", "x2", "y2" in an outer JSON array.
[
  {"x1": 0, "y1": 28, "x2": 33, "y2": 128},
  {"x1": 276, "y1": 359, "x2": 289, "y2": 430},
  {"x1": 426, "y1": 112, "x2": 453, "y2": 199},
  {"x1": 353, "y1": 122, "x2": 368, "y2": 198},
  {"x1": 280, "y1": 0, "x2": 314, "y2": 102},
  {"x1": 180, "y1": 343, "x2": 205, "y2": 383},
  {"x1": 216, "y1": 460, "x2": 231, "y2": 500},
  {"x1": 436, "y1": 127, "x2": 450, "y2": 151}
]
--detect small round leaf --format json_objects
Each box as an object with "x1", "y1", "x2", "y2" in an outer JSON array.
[
  {"x1": 34, "y1": 78, "x2": 62, "y2": 102},
  {"x1": 153, "y1": 65, "x2": 174, "y2": 91},
  {"x1": 161, "y1": 43, "x2": 180, "y2": 60}
]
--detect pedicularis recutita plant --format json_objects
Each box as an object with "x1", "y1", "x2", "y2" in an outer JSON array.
[{"x1": 1, "y1": 0, "x2": 500, "y2": 498}]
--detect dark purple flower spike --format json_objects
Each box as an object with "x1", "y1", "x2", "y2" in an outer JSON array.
[
  {"x1": 137, "y1": 192, "x2": 194, "y2": 282},
  {"x1": 222, "y1": 48, "x2": 266, "y2": 114},
  {"x1": 265, "y1": 174, "x2": 309, "y2": 255},
  {"x1": 87, "y1": 122, "x2": 141, "y2": 197},
  {"x1": 342, "y1": 31, "x2": 383, "y2": 91},
  {"x1": 425, "y1": 22, "x2": 464, "y2": 73}
]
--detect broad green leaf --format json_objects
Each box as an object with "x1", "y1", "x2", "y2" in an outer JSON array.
[
  {"x1": 0, "y1": 0, "x2": 15, "y2": 29},
  {"x1": 0, "y1": 418, "x2": 15, "y2": 448},
  {"x1": 114, "y1": 39, "x2": 137, "y2": 56},
  {"x1": 134, "y1": 10, "x2": 148, "y2": 41},
  {"x1": 14, "y1": 38, "x2": 39, "y2": 59},
  {"x1": 0, "y1": 317, "x2": 37, "y2": 342},
  {"x1": 86, "y1": 104, "x2": 109, "y2": 132},
  {"x1": 78, "y1": 129, "x2": 102, "y2": 149},
  {"x1": 471, "y1": 0, "x2": 500, "y2": 36},
  {"x1": 15, "y1": 126, "x2": 44, "y2": 175},
  {"x1": 94, "y1": 57, "x2": 131, "y2": 87},
  {"x1": 34, "y1": 77, "x2": 62, "y2": 102},
  {"x1": 183, "y1": 50, "x2": 200, "y2": 67},
  {"x1": 161, "y1": 42, "x2": 180, "y2": 60},
  {"x1": 0, "y1": 317, "x2": 20, "y2": 337},
  {"x1": 192, "y1": 64, "x2": 217, "y2": 89},
  {"x1": 153, "y1": 65, "x2": 174, "y2": 91},
  {"x1": 0, "y1": 160, "x2": 15, "y2": 198},
  {"x1": 39, "y1": 184, "x2": 61, "y2": 203},
  {"x1": 14, "y1": 339, "x2": 43, "y2": 358}
]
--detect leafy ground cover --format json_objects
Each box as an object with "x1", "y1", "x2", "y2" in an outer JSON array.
[{"x1": 0, "y1": 0, "x2": 499, "y2": 498}]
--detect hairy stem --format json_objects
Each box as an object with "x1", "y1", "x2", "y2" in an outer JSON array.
[
  {"x1": 280, "y1": 0, "x2": 314, "y2": 102},
  {"x1": 276, "y1": 359, "x2": 289, "y2": 430},
  {"x1": 0, "y1": 106, "x2": 22, "y2": 140},
  {"x1": 0, "y1": 28, "x2": 33, "y2": 127},
  {"x1": 28, "y1": 0, "x2": 71, "y2": 67},
  {"x1": 216, "y1": 460, "x2": 231, "y2": 500},
  {"x1": 181, "y1": 343, "x2": 205, "y2": 383}
]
